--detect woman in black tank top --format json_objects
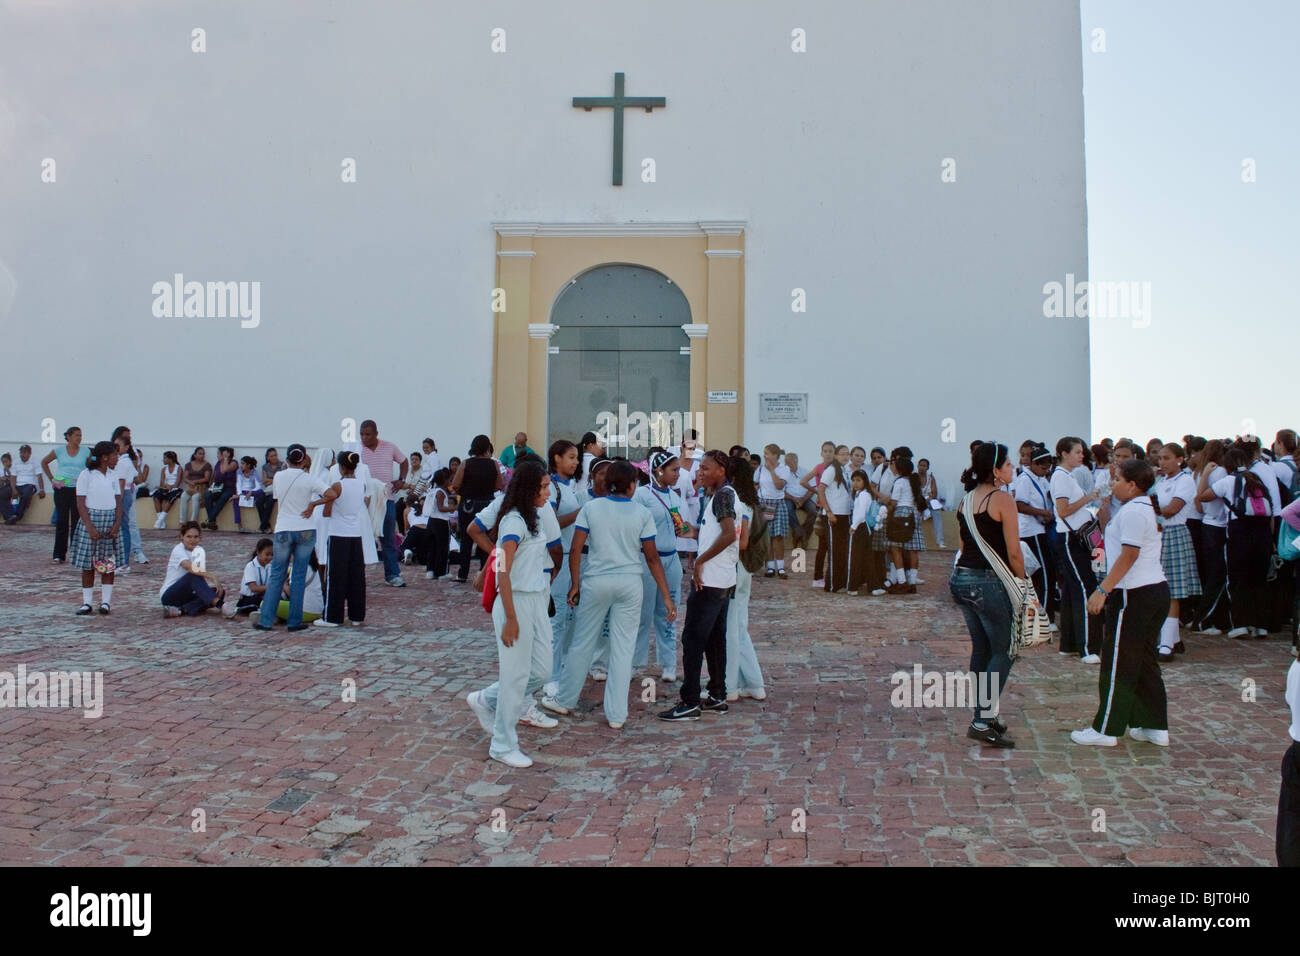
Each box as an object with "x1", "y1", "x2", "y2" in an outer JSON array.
[
  {"x1": 451, "y1": 434, "x2": 504, "y2": 581},
  {"x1": 949, "y1": 441, "x2": 1026, "y2": 750}
]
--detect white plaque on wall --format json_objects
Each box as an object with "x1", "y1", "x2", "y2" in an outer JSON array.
[
  {"x1": 758, "y1": 392, "x2": 808, "y2": 423},
  {"x1": 707, "y1": 390, "x2": 738, "y2": 404}
]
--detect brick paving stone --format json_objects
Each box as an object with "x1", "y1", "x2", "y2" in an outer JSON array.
[{"x1": 0, "y1": 524, "x2": 1293, "y2": 865}]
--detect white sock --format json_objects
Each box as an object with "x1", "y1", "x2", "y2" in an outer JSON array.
[
  {"x1": 766, "y1": 560, "x2": 775, "y2": 571},
  {"x1": 777, "y1": 559, "x2": 784, "y2": 570},
  {"x1": 101, "y1": 584, "x2": 113, "y2": 605},
  {"x1": 82, "y1": 588, "x2": 93, "y2": 605},
  {"x1": 1159, "y1": 617, "x2": 1178, "y2": 653},
  {"x1": 906, "y1": 568, "x2": 918, "y2": 585},
  {"x1": 895, "y1": 568, "x2": 907, "y2": 585}
]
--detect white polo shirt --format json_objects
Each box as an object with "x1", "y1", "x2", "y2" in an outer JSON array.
[
  {"x1": 1105, "y1": 497, "x2": 1164, "y2": 590},
  {"x1": 271, "y1": 468, "x2": 329, "y2": 533},
  {"x1": 1200, "y1": 465, "x2": 1229, "y2": 527},
  {"x1": 497, "y1": 508, "x2": 551, "y2": 593},
  {"x1": 573, "y1": 495, "x2": 656, "y2": 578},
  {"x1": 1154, "y1": 471, "x2": 1197, "y2": 526},
  {"x1": 1012, "y1": 471, "x2": 1053, "y2": 539},
  {"x1": 819, "y1": 467, "x2": 852, "y2": 514},
  {"x1": 1211, "y1": 473, "x2": 1274, "y2": 520},
  {"x1": 756, "y1": 464, "x2": 785, "y2": 500},
  {"x1": 1287, "y1": 659, "x2": 1300, "y2": 743},
  {"x1": 1050, "y1": 467, "x2": 1089, "y2": 533},
  {"x1": 76, "y1": 469, "x2": 119, "y2": 511},
  {"x1": 1251, "y1": 460, "x2": 1283, "y2": 516}
]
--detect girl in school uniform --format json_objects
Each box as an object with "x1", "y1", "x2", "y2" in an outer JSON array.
[
  {"x1": 152, "y1": 451, "x2": 183, "y2": 529},
  {"x1": 306, "y1": 451, "x2": 369, "y2": 628},
  {"x1": 1050, "y1": 437, "x2": 1103, "y2": 662},
  {"x1": 885, "y1": 452, "x2": 928, "y2": 592},
  {"x1": 542, "y1": 461, "x2": 676, "y2": 729},
  {"x1": 1201, "y1": 446, "x2": 1275, "y2": 638},
  {"x1": 847, "y1": 470, "x2": 883, "y2": 596},
  {"x1": 225, "y1": 537, "x2": 274, "y2": 617},
  {"x1": 421, "y1": 468, "x2": 456, "y2": 580},
  {"x1": 69, "y1": 441, "x2": 124, "y2": 615},
  {"x1": 634, "y1": 449, "x2": 689, "y2": 681},
  {"x1": 1012, "y1": 446, "x2": 1058, "y2": 629},
  {"x1": 918, "y1": 458, "x2": 945, "y2": 549},
  {"x1": 756, "y1": 444, "x2": 789, "y2": 578},
  {"x1": 726, "y1": 456, "x2": 767, "y2": 701},
  {"x1": 546, "y1": 441, "x2": 587, "y2": 685},
  {"x1": 674, "y1": 451, "x2": 701, "y2": 573},
  {"x1": 817, "y1": 445, "x2": 853, "y2": 593},
  {"x1": 1193, "y1": 440, "x2": 1230, "y2": 634},
  {"x1": 1071, "y1": 459, "x2": 1171, "y2": 747},
  {"x1": 234, "y1": 456, "x2": 261, "y2": 533},
  {"x1": 160, "y1": 522, "x2": 228, "y2": 617},
  {"x1": 464, "y1": 463, "x2": 561, "y2": 769},
  {"x1": 802, "y1": 441, "x2": 837, "y2": 587},
  {"x1": 41, "y1": 426, "x2": 87, "y2": 562},
  {"x1": 1153, "y1": 443, "x2": 1200, "y2": 660}
]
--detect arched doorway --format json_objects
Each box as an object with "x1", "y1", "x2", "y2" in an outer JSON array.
[{"x1": 547, "y1": 263, "x2": 691, "y2": 458}]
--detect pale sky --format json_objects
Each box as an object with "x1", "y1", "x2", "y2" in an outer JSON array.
[{"x1": 1082, "y1": 0, "x2": 1297, "y2": 445}]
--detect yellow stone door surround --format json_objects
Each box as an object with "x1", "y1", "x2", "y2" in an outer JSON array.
[{"x1": 491, "y1": 221, "x2": 746, "y2": 454}]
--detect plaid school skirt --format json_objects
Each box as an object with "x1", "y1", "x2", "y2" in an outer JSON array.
[
  {"x1": 894, "y1": 505, "x2": 927, "y2": 551},
  {"x1": 1160, "y1": 523, "x2": 1202, "y2": 599},
  {"x1": 760, "y1": 497, "x2": 788, "y2": 537},
  {"x1": 69, "y1": 507, "x2": 126, "y2": 571}
]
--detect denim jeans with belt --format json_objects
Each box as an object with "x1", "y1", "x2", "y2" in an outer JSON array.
[
  {"x1": 949, "y1": 566, "x2": 1014, "y2": 722},
  {"x1": 258, "y1": 530, "x2": 316, "y2": 627}
]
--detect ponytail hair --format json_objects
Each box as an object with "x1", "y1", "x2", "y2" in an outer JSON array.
[
  {"x1": 338, "y1": 451, "x2": 360, "y2": 475},
  {"x1": 828, "y1": 445, "x2": 849, "y2": 488},
  {"x1": 1224, "y1": 447, "x2": 1266, "y2": 498},
  {"x1": 894, "y1": 454, "x2": 925, "y2": 508},
  {"x1": 85, "y1": 440, "x2": 116, "y2": 471},
  {"x1": 250, "y1": 537, "x2": 273, "y2": 561}
]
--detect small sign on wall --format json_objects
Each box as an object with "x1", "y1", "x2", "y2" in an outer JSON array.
[
  {"x1": 707, "y1": 390, "x2": 738, "y2": 404},
  {"x1": 759, "y1": 392, "x2": 808, "y2": 423}
]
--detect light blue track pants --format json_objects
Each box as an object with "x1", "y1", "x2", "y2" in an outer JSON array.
[
  {"x1": 556, "y1": 573, "x2": 643, "y2": 726},
  {"x1": 482, "y1": 590, "x2": 553, "y2": 758},
  {"x1": 634, "y1": 552, "x2": 681, "y2": 670},
  {"x1": 725, "y1": 564, "x2": 765, "y2": 694}
]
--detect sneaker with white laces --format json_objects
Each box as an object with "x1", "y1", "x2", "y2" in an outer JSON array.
[
  {"x1": 1253, "y1": 627, "x2": 1269, "y2": 637},
  {"x1": 426, "y1": 571, "x2": 435, "y2": 580},
  {"x1": 542, "y1": 680, "x2": 559, "y2": 698},
  {"x1": 1070, "y1": 727, "x2": 1117, "y2": 746},
  {"x1": 520, "y1": 703, "x2": 559, "y2": 729},
  {"x1": 221, "y1": 603, "x2": 238, "y2": 619},
  {"x1": 607, "y1": 721, "x2": 624, "y2": 730},
  {"x1": 1198, "y1": 626, "x2": 1223, "y2": 636},
  {"x1": 539, "y1": 695, "x2": 570, "y2": 716},
  {"x1": 1081, "y1": 654, "x2": 1102, "y2": 664},
  {"x1": 740, "y1": 688, "x2": 767, "y2": 701},
  {"x1": 1049, "y1": 622, "x2": 1060, "y2": 633},
  {"x1": 491, "y1": 749, "x2": 533, "y2": 769},
  {"x1": 386, "y1": 576, "x2": 407, "y2": 588},
  {"x1": 466, "y1": 691, "x2": 494, "y2": 733},
  {"x1": 870, "y1": 588, "x2": 887, "y2": 596},
  {"x1": 402, "y1": 549, "x2": 413, "y2": 564},
  {"x1": 1128, "y1": 727, "x2": 1170, "y2": 746},
  {"x1": 660, "y1": 669, "x2": 677, "y2": 683},
  {"x1": 726, "y1": 691, "x2": 740, "y2": 702},
  {"x1": 1228, "y1": 627, "x2": 1251, "y2": 639},
  {"x1": 589, "y1": 667, "x2": 607, "y2": 681},
  {"x1": 313, "y1": 619, "x2": 339, "y2": 628}
]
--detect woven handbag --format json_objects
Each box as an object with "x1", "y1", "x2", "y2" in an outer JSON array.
[{"x1": 960, "y1": 492, "x2": 1050, "y2": 658}]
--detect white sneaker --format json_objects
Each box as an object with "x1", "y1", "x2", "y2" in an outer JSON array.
[
  {"x1": 607, "y1": 721, "x2": 624, "y2": 730},
  {"x1": 539, "y1": 695, "x2": 570, "y2": 716},
  {"x1": 1254, "y1": 627, "x2": 1269, "y2": 637},
  {"x1": 1228, "y1": 627, "x2": 1251, "y2": 639},
  {"x1": 726, "y1": 691, "x2": 740, "y2": 702},
  {"x1": 117, "y1": 565, "x2": 130, "y2": 574},
  {"x1": 740, "y1": 688, "x2": 767, "y2": 701},
  {"x1": 1049, "y1": 622, "x2": 1060, "y2": 633},
  {"x1": 542, "y1": 681, "x2": 559, "y2": 698},
  {"x1": 1198, "y1": 626, "x2": 1223, "y2": 636},
  {"x1": 402, "y1": 549, "x2": 413, "y2": 564},
  {"x1": 1081, "y1": 654, "x2": 1102, "y2": 664},
  {"x1": 313, "y1": 619, "x2": 339, "y2": 628},
  {"x1": 386, "y1": 577, "x2": 406, "y2": 588},
  {"x1": 914, "y1": 578, "x2": 925, "y2": 585},
  {"x1": 491, "y1": 749, "x2": 533, "y2": 769},
  {"x1": 135, "y1": 555, "x2": 149, "y2": 564},
  {"x1": 520, "y1": 703, "x2": 559, "y2": 729},
  {"x1": 660, "y1": 669, "x2": 677, "y2": 683},
  {"x1": 870, "y1": 588, "x2": 887, "y2": 596},
  {"x1": 426, "y1": 571, "x2": 435, "y2": 580},
  {"x1": 466, "y1": 691, "x2": 494, "y2": 733},
  {"x1": 846, "y1": 590, "x2": 858, "y2": 596},
  {"x1": 221, "y1": 603, "x2": 238, "y2": 619},
  {"x1": 812, "y1": 579, "x2": 825, "y2": 589},
  {"x1": 589, "y1": 667, "x2": 607, "y2": 681},
  {"x1": 1128, "y1": 727, "x2": 1170, "y2": 746},
  {"x1": 1070, "y1": 727, "x2": 1117, "y2": 747}
]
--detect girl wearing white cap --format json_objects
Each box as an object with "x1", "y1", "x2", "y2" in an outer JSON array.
[{"x1": 634, "y1": 449, "x2": 690, "y2": 681}]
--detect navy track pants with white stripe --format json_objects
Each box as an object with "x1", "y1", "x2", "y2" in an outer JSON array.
[{"x1": 1091, "y1": 581, "x2": 1170, "y2": 738}]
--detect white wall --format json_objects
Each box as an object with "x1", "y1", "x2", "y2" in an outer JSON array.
[{"x1": 0, "y1": 0, "x2": 1087, "y2": 488}]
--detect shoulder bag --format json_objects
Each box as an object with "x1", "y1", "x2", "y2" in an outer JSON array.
[{"x1": 960, "y1": 492, "x2": 1049, "y2": 658}]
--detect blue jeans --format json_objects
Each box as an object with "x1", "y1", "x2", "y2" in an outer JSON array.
[
  {"x1": 258, "y1": 530, "x2": 316, "y2": 627},
  {"x1": 380, "y1": 499, "x2": 401, "y2": 581},
  {"x1": 949, "y1": 566, "x2": 1014, "y2": 722}
]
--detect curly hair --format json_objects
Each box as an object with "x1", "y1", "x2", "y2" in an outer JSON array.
[{"x1": 495, "y1": 461, "x2": 545, "y2": 537}]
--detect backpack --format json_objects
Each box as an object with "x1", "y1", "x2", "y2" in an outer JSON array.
[
  {"x1": 1229, "y1": 473, "x2": 1269, "y2": 519},
  {"x1": 1277, "y1": 459, "x2": 1298, "y2": 508},
  {"x1": 740, "y1": 499, "x2": 771, "y2": 575}
]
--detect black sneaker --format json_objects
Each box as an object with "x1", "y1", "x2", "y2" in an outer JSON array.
[
  {"x1": 967, "y1": 721, "x2": 1015, "y2": 748},
  {"x1": 700, "y1": 694, "x2": 729, "y2": 714},
  {"x1": 658, "y1": 702, "x2": 701, "y2": 721},
  {"x1": 287, "y1": 623, "x2": 311, "y2": 632}
]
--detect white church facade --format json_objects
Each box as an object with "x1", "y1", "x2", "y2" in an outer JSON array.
[{"x1": 0, "y1": 0, "x2": 1089, "y2": 484}]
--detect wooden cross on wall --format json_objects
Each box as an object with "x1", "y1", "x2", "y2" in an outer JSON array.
[{"x1": 573, "y1": 72, "x2": 666, "y2": 186}]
